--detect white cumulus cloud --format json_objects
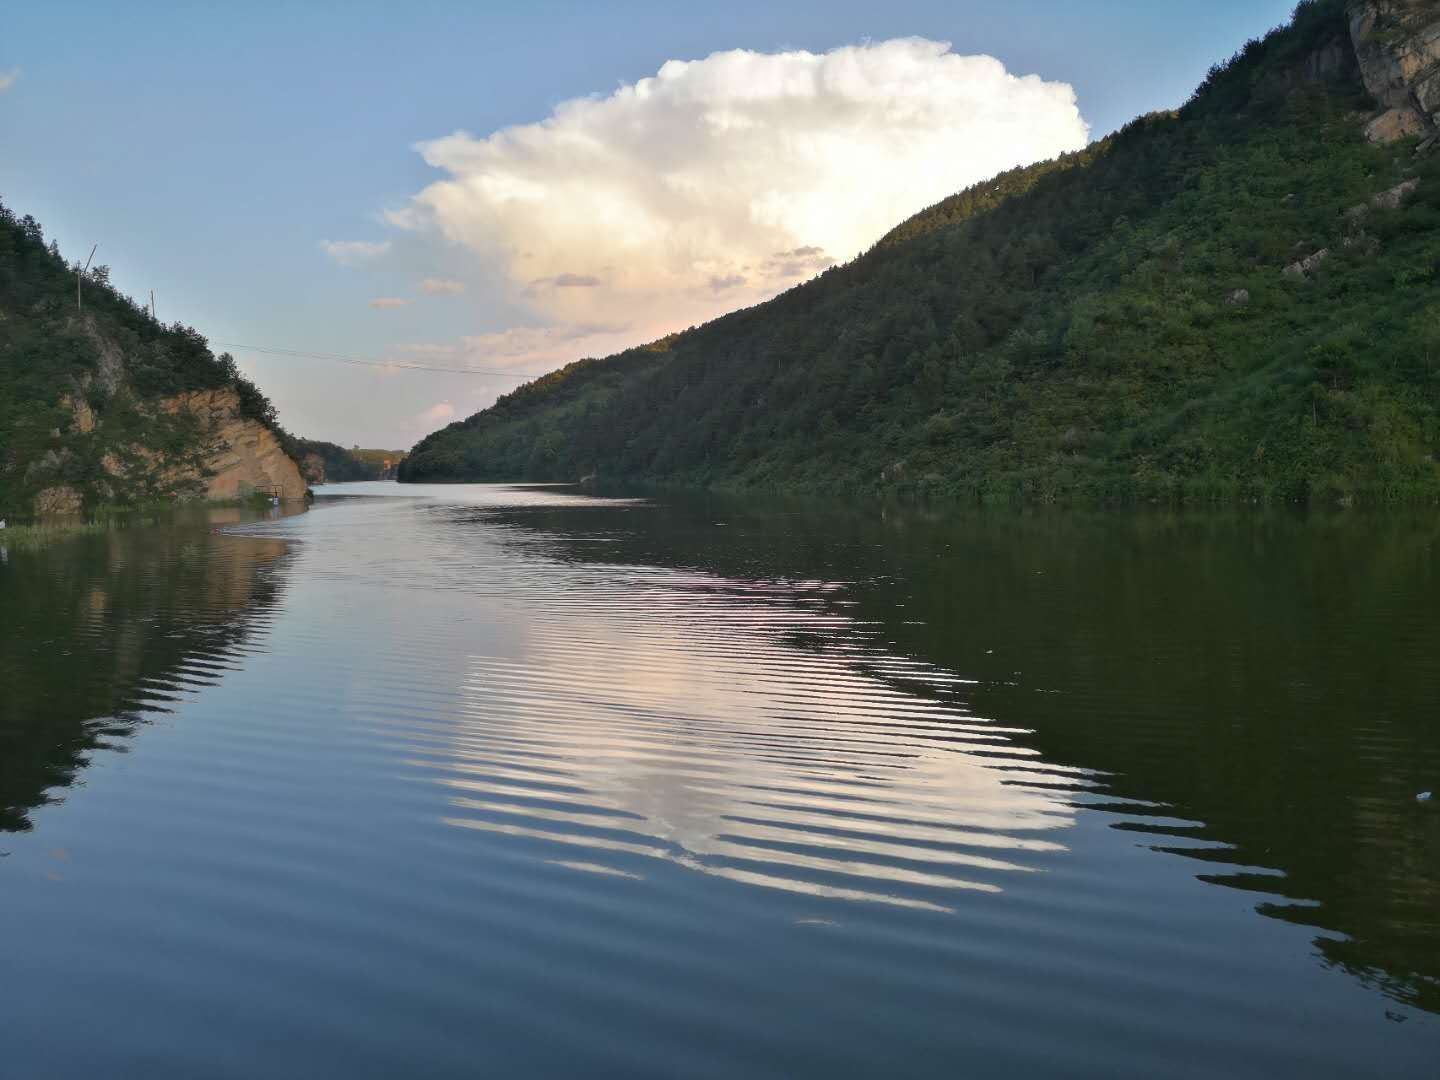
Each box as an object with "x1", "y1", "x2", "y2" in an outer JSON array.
[
  {"x1": 389, "y1": 37, "x2": 1088, "y2": 348},
  {"x1": 321, "y1": 239, "x2": 392, "y2": 266}
]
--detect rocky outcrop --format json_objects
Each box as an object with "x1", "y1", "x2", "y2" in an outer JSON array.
[
  {"x1": 301, "y1": 452, "x2": 327, "y2": 484},
  {"x1": 74, "y1": 388, "x2": 309, "y2": 503},
  {"x1": 76, "y1": 315, "x2": 126, "y2": 396},
  {"x1": 157, "y1": 389, "x2": 308, "y2": 501},
  {"x1": 62, "y1": 394, "x2": 96, "y2": 434},
  {"x1": 1371, "y1": 176, "x2": 1422, "y2": 207},
  {"x1": 1349, "y1": 0, "x2": 1440, "y2": 141},
  {"x1": 34, "y1": 486, "x2": 83, "y2": 515},
  {"x1": 1284, "y1": 248, "x2": 1331, "y2": 277},
  {"x1": 0, "y1": 202, "x2": 314, "y2": 519},
  {"x1": 18, "y1": 369, "x2": 307, "y2": 514},
  {"x1": 1364, "y1": 105, "x2": 1428, "y2": 141}
]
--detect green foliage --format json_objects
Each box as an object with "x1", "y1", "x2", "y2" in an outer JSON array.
[
  {"x1": 278, "y1": 436, "x2": 371, "y2": 482},
  {"x1": 274, "y1": 438, "x2": 405, "y2": 482},
  {"x1": 349, "y1": 447, "x2": 405, "y2": 469},
  {"x1": 0, "y1": 520, "x2": 111, "y2": 550},
  {"x1": 0, "y1": 201, "x2": 287, "y2": 515},
  {"x1": 402, "y1": 2, "x2": 1440, "y2": 505}
]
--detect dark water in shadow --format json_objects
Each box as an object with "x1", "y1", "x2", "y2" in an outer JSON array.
[
  {"x1": 1, "y1": 484, "x2": 1436, "y2": 1077},
  {"x1": 0, "y1": 510, "x2": 291, "y2": 833}
]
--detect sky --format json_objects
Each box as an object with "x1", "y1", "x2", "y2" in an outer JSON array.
[{"x1": 1, "y1": 1, "x2": 1300, "y2": 449}]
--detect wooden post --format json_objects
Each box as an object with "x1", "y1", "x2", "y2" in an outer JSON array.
[{"x1": 77, "y1": 243, "x2": 97, "y2": 312}]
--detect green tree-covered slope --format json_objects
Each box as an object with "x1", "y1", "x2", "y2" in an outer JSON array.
[
  {"x1": 402, "y1": 0, "x2": 1440, "y2": 504},
  {"x1": 0, "y1": 201, "x2": 302, "y2": 516},
  {"x1": 282, "y1": 438, "x2": 404, "y2": 483}
]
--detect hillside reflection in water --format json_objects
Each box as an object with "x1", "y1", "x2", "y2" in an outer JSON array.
[{"x1": 481, "y1": 492, "x2": 1440, "y2": 1015}]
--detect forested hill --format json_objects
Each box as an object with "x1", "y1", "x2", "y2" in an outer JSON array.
[
  {"x1": 284, "y1": 438, "x2": 406, "y2": 484},
  {"x1": 0, "y1": 204, "x2": 313, "y2": 516},
  {"x1": 401, "y1": 0, "x2": 1440, "y2": 505}
]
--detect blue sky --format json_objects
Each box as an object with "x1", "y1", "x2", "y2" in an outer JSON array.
[{"x1": 2, "y1": 1, "x2": 1299, "y2": 448}]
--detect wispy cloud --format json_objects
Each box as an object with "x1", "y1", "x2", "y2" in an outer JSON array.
[
  {"x1": 459, "y1": 322, "x2": 629, "y2": 361},
  {"x1": 418, "y1": 277, "x2": 465, "y2": 295},
  {"x1": 0, "y1": 69, "x2": 18, "y2": 93},
  {"x1": 533, "y1": 273, "x2": 602, "y2": 289},
  {"x1": 368, "y1": 296, "x2": 411, "y2": 310},
  {"x1": 395, "y1": 342, "x2": 461, "y2": 356},
  {"x1": 763, "y1": 246, "x2": 835, "y2": 280},
  {"x1": 390, "y1": 325, "x2": 632, "y2": 379},
  {"x1": 321, "y1": 239, "x2": 391, "y2": 267}
]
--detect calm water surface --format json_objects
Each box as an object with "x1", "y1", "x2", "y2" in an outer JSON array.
[{"x1": 1, "y1": 483, "x2": 1437, "y2": 1077}]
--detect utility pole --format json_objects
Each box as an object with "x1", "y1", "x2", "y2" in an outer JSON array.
[
  {"x1": 150, "y1": 289, "x2": 156, "y2": 321},
  {"x1": 76, "y1": 243, "x2": 97, "y2": 312}
]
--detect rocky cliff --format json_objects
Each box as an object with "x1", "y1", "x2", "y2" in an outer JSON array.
[
  {"x1": 1, "y1": 202, "x2": 309, "y2": 517},
  {"x1": 1349, "y1": 0, "x2": 1440, "y2": 141},
  {"x1": 29, "y1": 385, "x2": 307, "y2": 516},
  {"x1": 157, "y1": 388, "x2": 308, "y2": 501}
]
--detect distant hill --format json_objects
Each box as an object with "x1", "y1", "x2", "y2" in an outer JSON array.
[
  {"x1": 401, "y1": 0, "x2": 1440, "y2": 505},
  {"x1": 351, "y1": 448, "x2": 406, "y2": 480},
  {"x1": 286, "y1": 440, "x2": 407, "y2": 484},
  {"x1": 0, "y1": 202, "x2": 307, "y2": 515}
]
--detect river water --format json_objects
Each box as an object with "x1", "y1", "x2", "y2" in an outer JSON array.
[{"x1": 2, "y1": 483, "x2": 1437, "y2": 1077}]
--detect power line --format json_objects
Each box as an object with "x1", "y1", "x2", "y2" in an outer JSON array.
[{"x1": 214, "y1": 341, "x2": 538, "y2": 378}]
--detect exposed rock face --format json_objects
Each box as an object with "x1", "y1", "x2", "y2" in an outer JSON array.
[
  {"x1": 1340, "y1": 178, "x2": 1419, "y2": 250},
  {"x1": 34, "y1": 486, "x2": 83, "y2": 515},
  {"x1": 301, "y1": 452, "x2": 327, "y2": 484},
  {"x1": 158, "y1": 389, "x2": 308, "y2": 501},
  {"x1": 62, "y1": 394, "x2": 96, "y2": 434},
  {"x1": 77, "y1": 315, "x2": 126, "y2": 396},
  {"x1": 1349, "y1": 0, "x2": 1440, "y2": 140},
  {"x1": 1364, "y1": 105, "x2": 1428, "y2": 141},
  {"x1": 1284, "y1": 248, "x2": 1331, "y2": 276},
  {"x1": 25, "y1": 447, "x2": 72, "y2": 482},
  {"x1": 1372, "y1": 176, "x2": 1422, "y2": 207},
  {"x1": 16, "y1": 332, "x2": 308, "y2": 513}
]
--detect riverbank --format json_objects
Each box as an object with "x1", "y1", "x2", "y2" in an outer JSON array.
[
  {"x1": 0, "y1": 520, "x2": 112, "y2": 551},
  {"x1": 2, "y1": 491, "x2": 305, "y2": 549}
]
